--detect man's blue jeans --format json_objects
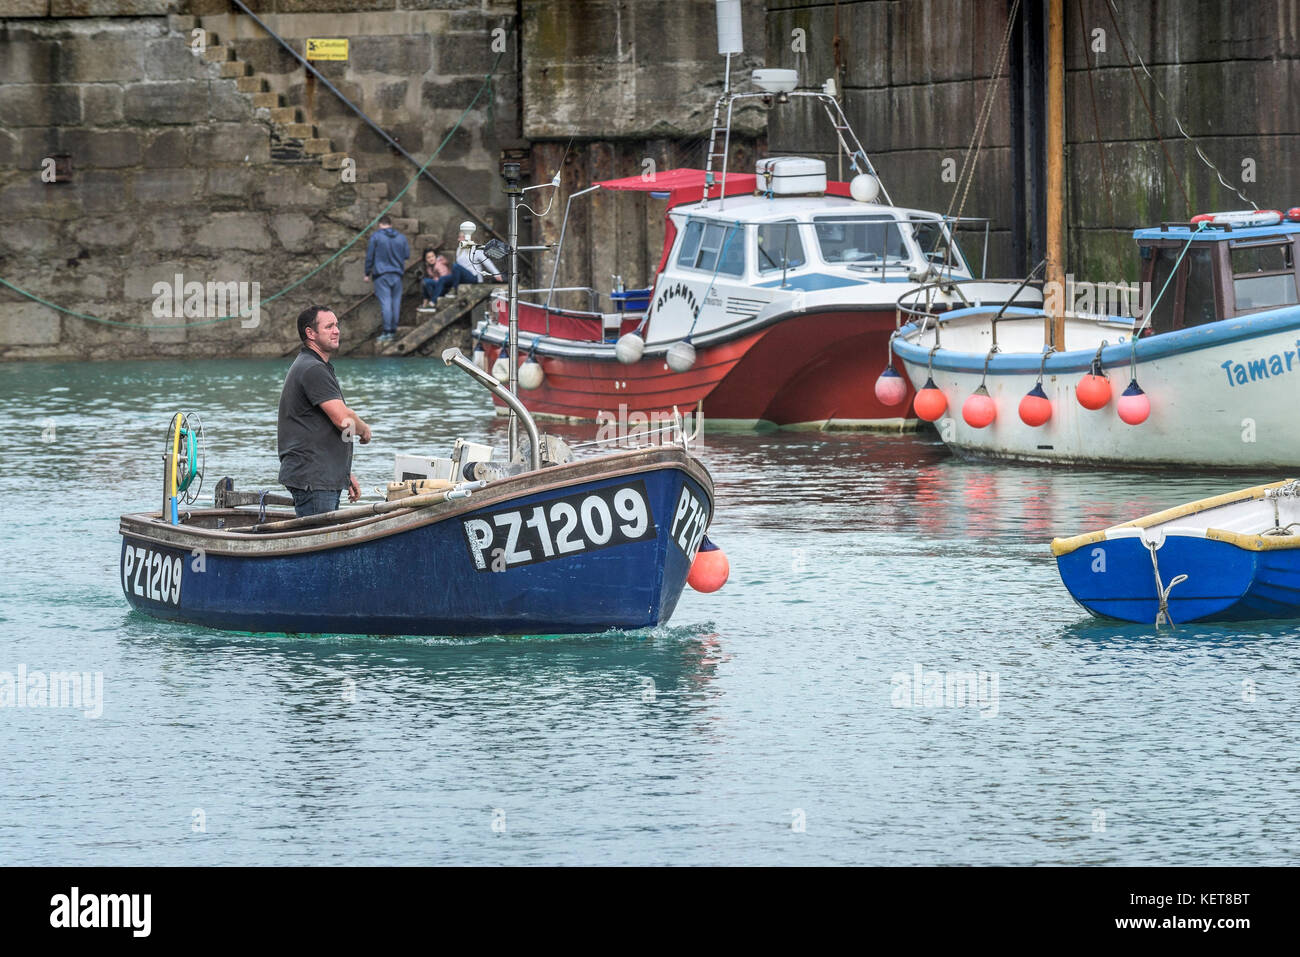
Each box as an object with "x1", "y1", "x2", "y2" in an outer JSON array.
[
  {"x1": 373, "y1": 272, "x2": 403, "y2": 334},
  {"x1": 287, "y1": 487, "x2": 341, "y2": 518}
]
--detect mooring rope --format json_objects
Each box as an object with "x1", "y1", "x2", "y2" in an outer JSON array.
[
  {"x1": 1145, "y1": 539, "x2": 1188, "y2": 628},
  {"x1": 0, "y1": 48, "x2": 507, "y2": 329}
]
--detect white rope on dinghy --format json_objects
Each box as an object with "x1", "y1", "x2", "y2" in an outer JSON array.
[{"x1": 1144, "y1": 539, "x2": 1188, "y2": 629}]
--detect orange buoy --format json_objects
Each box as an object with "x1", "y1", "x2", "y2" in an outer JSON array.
[
  {"x1": 1076, "y1": 371, "x2": 1111, "y2": 410},
  {"x1": 961, "y1": 384, "x2": 996, "y2": 429},
  {"x1": 1018, "y1": 383, "x2": 1052, "y2": 427},
  {"x1": 1117, "y1": 379, "x2": 1151, "y2": 425},
  {"x1": 687, "y1": 537, "x2": 729, "y2": 593},
  {"x1": 913, "y1": 377, "x2": 948, "y2": 422},
  {"x1": 874, "y1": 366, "x2": 909, "y2": 407}
]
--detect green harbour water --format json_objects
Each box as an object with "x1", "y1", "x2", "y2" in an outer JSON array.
[{"x1": 1, "y1": 357, "x2": 1297, "y2": 865}]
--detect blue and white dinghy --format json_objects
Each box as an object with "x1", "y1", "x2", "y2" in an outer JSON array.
[
  {"x1": 118, "y1": 350, "x2": 721, "y2": 637},
  {"x1": 1051, "y1": 479, "x2": 1300, "y2": 624}
]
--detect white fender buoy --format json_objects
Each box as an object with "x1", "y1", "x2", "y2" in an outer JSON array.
[
  {"x1": 615, "y1": 332, "x2": 645, "y2": 364},
  {"x1": 666, "y1": 339, "x2": 696, "y2": 373},
  {"x1": 471, "y1": 345, "x2": 487, "y2": 371},
  {"x1": 518, "y1": 358, "x2": 544, "y2": 390},
  {"x1": 491, "y1": 351, "x2": 511, "y2": 381}
]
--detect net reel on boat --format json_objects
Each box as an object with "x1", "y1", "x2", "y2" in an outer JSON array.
[{"x1": 162, "y1": 411, "x2": 205, "y2": 525}]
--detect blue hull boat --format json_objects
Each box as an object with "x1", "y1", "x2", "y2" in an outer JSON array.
[
  {"x1": 120, "y1": 445, "x2": 713, "y2": 636},
  {"x1": 119, "y1": 349, "x2": 719, "y2": 638},
  {"x1": 1051, "y1": 479, "x2": 1300, "y2": 624}
]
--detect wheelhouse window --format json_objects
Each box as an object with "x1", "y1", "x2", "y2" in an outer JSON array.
[
  {"x1": 1230, "y1": 240, "x2": 1298, "y2": 313},
  {"x1": 813, "y1": 215, "x2": 908, "y2": 266},
  {"x1": 910, "y1": 218, "x2": 968, "y2": 273},
  {"x1": 756, "y1": 220, "x2": 806, "y2": 273},
  {"x1": 676, "y1": 220, "x2": 746, "y2": 276}
]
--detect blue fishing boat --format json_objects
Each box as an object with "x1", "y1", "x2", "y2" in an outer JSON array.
[
  {"x1": 118, "y1": 351, "x2": 718, "y2": 637},
  {"x1": 1051, "y1": 479, "x2": 1300, "y2": 624}
]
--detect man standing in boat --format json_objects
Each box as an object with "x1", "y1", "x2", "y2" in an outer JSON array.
[{"x1": 277, "y1": 305, "x2": 373, "y2": 517}]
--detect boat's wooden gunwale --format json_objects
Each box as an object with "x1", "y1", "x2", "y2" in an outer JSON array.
[
  {"x1": 1050, "y1": 478, "x2": 1298, "y2": 556},
  {"x1": 120, "y1": 446, "x2": 714, "y2": 559}
]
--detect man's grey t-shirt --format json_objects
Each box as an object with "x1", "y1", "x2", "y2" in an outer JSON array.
[{"x1": 277, "y1": 347, "x2": 352, "y2": 490}]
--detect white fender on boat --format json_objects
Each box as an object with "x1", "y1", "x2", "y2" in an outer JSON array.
[
  {"x1": 518, "y1": 358, "x2": 545, "y2": 390},
  {"x1": 491, "y1": 354, "x2": 511, "y2": 381},
  {"x1": 850, "y1": 173, "x2": 881, "y2": 203},
  {"x1": 471, "y1": 346, "x2": 487, "y2": 371},
  {"x1": 666, "y1": 340, "x2": 696, "y2": 373},
  {"x1": 615, "y1": 332, "x2": 645, "y2": 364}
]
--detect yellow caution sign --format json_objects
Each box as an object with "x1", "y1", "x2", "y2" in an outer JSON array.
[{"x1": 305, "y1": 38, "x2": 348, "y2": 61}]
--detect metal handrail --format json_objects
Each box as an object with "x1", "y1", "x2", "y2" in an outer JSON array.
[
  {"x1": 442, "y1": 348, "x2": 540, "y2": 470},
  {"x1": 224, "y1": 0, "x2": 517, "y2": 258}
]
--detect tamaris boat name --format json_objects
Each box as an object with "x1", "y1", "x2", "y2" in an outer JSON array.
[{"x1": 1220, "y1": 342, "x2": 1300, "y2": 386}]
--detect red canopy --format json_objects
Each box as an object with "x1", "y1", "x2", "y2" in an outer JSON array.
[{"x1": 595, "y1": 168, "x2": 758, "y2": 210}]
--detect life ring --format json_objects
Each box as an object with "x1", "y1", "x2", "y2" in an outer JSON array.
[{"x1": 1190, "y1": 209, "x2": 1283, "y2": 227}]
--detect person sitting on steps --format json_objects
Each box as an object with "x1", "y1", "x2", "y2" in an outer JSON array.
[{"x1": 417, "y1": 247, "x2": 484, "y2": 313}]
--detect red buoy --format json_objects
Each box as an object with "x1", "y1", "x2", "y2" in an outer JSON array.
[
  {"x1": 1018, "y1": 382, "x2": 1052, "y2": 427},
  {"x1": 1076, "y1": 372, "x2": 1111, "y2": 410},
  {"x1": 1287, "y1": 207, "x2": 1300, "y2": 223},
  {"x1": 687, "y1": 537, "x2": 729, "y2": 593},
  {"x1": 962, "y1": 384, "x2": 996, "y2": 429},
  {"x1": 874, "y1": 366, "x2": 909, "y2": 407},
  {"x1": 1117, "y1": 379, "x2": 1151, "y2": 425},
  {"x1": 913, "y1": 377, "x2": 948, "y2": 422}
]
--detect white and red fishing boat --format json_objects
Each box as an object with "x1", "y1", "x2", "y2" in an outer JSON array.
[{"x1": 471, "y1": 14, "x2": 1025, "y2": 430}]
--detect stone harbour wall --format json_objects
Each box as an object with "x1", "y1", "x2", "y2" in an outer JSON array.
[{"x1": 0, "y1": 0, "x2": 518, "y2": 360}]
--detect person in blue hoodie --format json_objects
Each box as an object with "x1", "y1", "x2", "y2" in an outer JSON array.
[{"x1": 364, "y1": 214, "x2": 410, "y2": 342}]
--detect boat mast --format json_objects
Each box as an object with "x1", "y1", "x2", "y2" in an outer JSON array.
[{"x1": 1046, "y1": 0, "x2": 1066, "y2": 349}]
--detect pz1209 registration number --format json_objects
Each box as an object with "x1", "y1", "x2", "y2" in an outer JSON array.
[
  {"x1": 462, "y1": 480, "x2": 656, "y2": 573},
  {"x1": 122, "y1": 544, "x2": 183, "y2": 605}
]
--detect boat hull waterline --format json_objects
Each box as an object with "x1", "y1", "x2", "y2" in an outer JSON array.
[{"x1": 119, "y1": 447, "x2": 714, "y2": 637}]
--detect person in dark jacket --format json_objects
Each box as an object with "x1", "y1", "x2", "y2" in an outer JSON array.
[{"x1": 364, "y1": 214, "x2": 410, "y2": 342}]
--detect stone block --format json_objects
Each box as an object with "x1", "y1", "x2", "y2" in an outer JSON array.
[
  {"x1": 218, "y1": 61, "x2": 248, "y2": 79},
  {"x1": 143, "y1": 35, "x2": 206, "y2": 81},
  {"x1": 132, "y1": 167, "x2": 204, "y2": 205},
  {"x1": 209, "y1": 81, "x2": 253, "y2": 121},
  {"x1": 195, "y1": 212, "x2": 272, "y2": 252},
  {"x1": 0, "y1": 84, "x2": 82, "y2": 128},
  {"x1": 252, "y1": 92, "x2": 281, "y2": 109},
  {"x1": 235, "y1": 76, "x2": 266, "y2": 93},
  {"x1": 123, "y1": 81, "x2": 208, "y2": 125},
  {"x1": 50, "y1": 1, "x2": 177, "y2": 14},
  {"x1": 140, "y1": 221, "x2": 184, "y2": 251},
  {"x1": 271, "y1": 212, "x2": 314, "y2": 251},
  {"x1": 319, "y1": 151, "x2": 349, "y2": 170},
  {"x1": 256, "y1": 169, "x2": 331, "y2": 208},
  {"x1": 142, "y1": 127, "x2": 192, "y2": 167},
  {"x1": 1, "y1": 1, "x2": 51, "y2": 16},
  {"x1": 194, "y1": 124, "x2": 271, "y2": 164},
  {"x1": 0, "y1": 130, "x2": 17, "y2": 168},
  {"x1": 56, "y1": 32, "x2": 148, "y2": 84},
  {"x1": 0, "y1": 219, "x2": 59, "y2": 256},
  {"x1": 75, "y1": 215, "x2": 137, "y2": 249},
  {"x1": 75, "y1": 170, "x2": 131, "y2": 213},
  {"x1": 0, "y1": 31, "x2": 55, "y2": 85},
  {"x1": 0, "y1": 302, "x2": 61, "y2": 346},
  {"x1": 270, "y1": 106, "x2": 299, "y2": 124},
  {"x1": 434, "y1": 31, "x2": 494, "y2": 76},
  {"x1": 302, "y1": 138, "x2": 332, "y2": 155},
  {"x1": 202, "y1": 45, "x2": 232, "y2": 63},
  {"x1": 81, "y1": 84, "x2": 124, "y2": 125},
  {"x1": 284, "y1": 122, "x2": 315, "y2": 138},
  {"x1": 207, "y1": 167, "x2": 254, "y2": 196},
  {"x1": 349, "y1": 35, "x2": 433, "y2": 76},
  {"x1": 0, "y1": 179, "x2": 81, "y2": 219},
  {"x1": 61, "y1": 129, "x2": 141, "y2": 168}
]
